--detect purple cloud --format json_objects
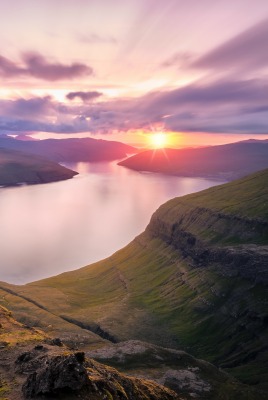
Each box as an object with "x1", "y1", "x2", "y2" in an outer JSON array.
[
  {"x1": 192, "y1": 19, "x2": 268, "y2": 72},
  {"x1": 0, "y1": 55, "x2": 24, "y2": 76},
  {"x1": 8, "y1": 96, "x2": 53, "y2": 119},
  {"x1": 0, "y1": 52, "x2": 93, "y2": 81},
  {"x1": 66, "y1": 91, "x2": 102, "y2": 102},
  {"x1": 0, "y1": 76, "x2": 267, "y2": 135},
  {"x1": 142, "y1": 79, "x2": 268, "y2": 110}
]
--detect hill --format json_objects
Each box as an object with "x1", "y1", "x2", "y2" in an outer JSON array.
[
  {"x1": 118, "y1": 140, "x2": 268, "y2": 180},
  {"x1": 0, "y1": 169, "x2": 267, "y2": 398},
  {"x1": 0, "y1": 136, "x2": 136, "y2": 162},
  {"x1": 0, "y1": 306, "x2": 178, "y2": 400},
  {"x1": 0, "y1": 147, "x2": 77, "y2": 186}
]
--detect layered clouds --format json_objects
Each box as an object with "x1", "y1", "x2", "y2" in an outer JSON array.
[
  {"x1": 0, "y1": 12, "x2": 267, "y2": 136},
  {"x1": 192, "y1": 19, "x2": 268, "y2": 74},
  {"x1": 0, "y1": 75, "x2": 267, "y2": 135}
]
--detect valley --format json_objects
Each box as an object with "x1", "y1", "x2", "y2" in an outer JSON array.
[
  {"x1": 1, "y1": 2, "x2": 267, "y2": 398},
  {"x1": 0, "y1": 168, "x2": 267, "y2": 398}
]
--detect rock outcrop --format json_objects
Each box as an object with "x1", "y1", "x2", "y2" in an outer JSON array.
[
  {"x1": 0, "y1": 306, "x2": 179, "y2": 400},
  {"x1": 20, "y1": 349, "x2": 178, "y2": 399}
]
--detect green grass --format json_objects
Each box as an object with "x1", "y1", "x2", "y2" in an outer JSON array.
[{"x1": 0, "y1": 169, "x2": 267, "y2": 394}]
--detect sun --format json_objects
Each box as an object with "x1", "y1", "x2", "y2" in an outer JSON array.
[{"x1": 150, "y1": 132, "x2": 167, "y2": 148}]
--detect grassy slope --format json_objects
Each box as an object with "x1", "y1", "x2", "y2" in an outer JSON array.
[
  {"x1": 0, "y1": 169, "x2": 267, "y2": 393},
  {"x1": 0, "y1": 147, "x2": 77, "y2": 185},
  {"x1": 157, "y1": 168, "x2": 268, "y2": 221}
]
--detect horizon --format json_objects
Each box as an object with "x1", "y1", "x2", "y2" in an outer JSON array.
[
  {"x1": 0, "y1": 0, "x2": 267, "y2": 147},
  {"x1": 5, "y1": 132, "x2": 268, "y2": 150}
]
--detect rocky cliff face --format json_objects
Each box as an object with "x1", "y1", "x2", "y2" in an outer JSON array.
[
  {"x1": 146, "y1": 205, "x2": 268, "y2": 284},
  {"x1": 0, "y1": 169, "x2": 267, "y2": 398}
]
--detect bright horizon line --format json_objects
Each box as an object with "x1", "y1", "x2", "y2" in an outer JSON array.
[{"x1": 9, "y1": 131, "x2": 268, "y2": 150}]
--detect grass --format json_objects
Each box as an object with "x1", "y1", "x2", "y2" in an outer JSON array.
[
  {"x1": 0, "y1": 380, "x2": 9, "y2": 400},
  {"x1": 0, "y1": 169, "x2": 267, "y2": 393}
]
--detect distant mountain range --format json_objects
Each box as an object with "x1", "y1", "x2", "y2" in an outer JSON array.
[
  {"x1": 0, "y1": 136, "x2": 136, "y2": 162},
  {"x1": 119, "y1": 140, "x2": 268, "y2": 180},
  {"x1": 0, "y1": 147, "x2": 77, "y2": 186},
  {"x1": 1, "y1": 168, "x2": 267, "y2": 398}
]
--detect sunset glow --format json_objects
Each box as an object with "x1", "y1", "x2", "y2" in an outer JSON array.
[
  {"x1": 0, "y1": 1, "x2": 266, "y2": 145},
  {"x1": 150, "y1": 132, "x2": 168, "y2": 148}
]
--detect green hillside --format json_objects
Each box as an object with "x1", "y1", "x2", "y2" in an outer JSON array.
[
  {"x1": 0, "y1": 147, "x2": 77, "y2": 186},
  {"x1": 0, "y1": 169, "x2": 267, "y2": 397}
]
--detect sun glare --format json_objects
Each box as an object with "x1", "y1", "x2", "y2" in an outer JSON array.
[{"x1": 150, "y1": 132, "x2": 167, "y2": 148}]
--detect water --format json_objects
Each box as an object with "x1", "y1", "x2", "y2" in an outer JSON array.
[{"x1": 0, "y1": 162, "x2": 224, "y2": 284}]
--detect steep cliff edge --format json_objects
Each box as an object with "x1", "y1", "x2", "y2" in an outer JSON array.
[
  {"x1": 146, "y1": 168, "x2": 268, "y2": 283},
  {"x1": 0, "y1": 169, "x2": 267, "y2": 396}
]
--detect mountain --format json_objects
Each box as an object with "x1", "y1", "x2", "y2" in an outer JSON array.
[
  {"x1": 118, "y1": 140, "x2": 268, "y2": 180},
  {"x1": 0, "y1": 169, "x2": 267, "y2": 398},
  {"x1": 0, "y1": 147, "x2": 77, "y2": 186},
  {"x1": 0, "y1": 136, "x2": 136, "y2": 162},
  {"x1": 0, "y1": 306, "x2": 178, "y2": 400}
]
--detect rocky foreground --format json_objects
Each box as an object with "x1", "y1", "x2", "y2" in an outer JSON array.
[
  {"x1": 1, "y1": 169, "x2": 268, "y2": 399},
  {"x1": 0, "y1": 306, "x2": 179, "y2": 399}
]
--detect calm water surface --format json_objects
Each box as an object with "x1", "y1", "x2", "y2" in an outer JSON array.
[{"x1": 0, "y1": 162, "x2": 225, "y2": 284}]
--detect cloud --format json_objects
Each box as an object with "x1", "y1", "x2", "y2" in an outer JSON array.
[
  {"x1": 0, "y1": 52, "x2": 93, "y2": 81},
  {"x1": 137, "y1": 79, "x2": 268, "y2": 134},
  {"x1": 192, "y1": 19, "x2": 268, "y2": 73},
  {"x1": 66, "y1": 91, "x2": 102, "y2": 102},
  {"x1": 7, "y1": 96, "x2": 53, "y2": 119},
  {"x1": 142, "y1": 79, "x2": 268, "y2": 110},
  {"x1": 0, "y1": 55, "x2": 24, "y2": 76},
  {"x1": 83, "y1": 78, "x2": 268, "y2": 134},
  {"x1": 0, "y1": 77, "x2": 267, "y2": 135}
]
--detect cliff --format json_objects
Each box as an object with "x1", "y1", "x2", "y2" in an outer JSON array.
[{"x1": 0, "y1": 169, "x2": 267, "y2": 398}]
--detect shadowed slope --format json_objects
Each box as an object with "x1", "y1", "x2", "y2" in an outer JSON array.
[
  {"x1": 118, "y1": 140, "x2": 268, "y2": 180},
  {"x1": 0, "y1": 136, "x2": 136, "y2": 162},
  {"x1": 0, "y1": 147, "x2": 77, "y2": 186},
  {"x1": 0, "y1": 169, "x2": 267, "y2": 394}
]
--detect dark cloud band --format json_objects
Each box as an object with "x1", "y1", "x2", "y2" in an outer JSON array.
[
  {"x1": 0, "y1": 52, "x2": 93, "y2": 81},
  {"x1": 66, "y1": 91, "x2": 102, "y2": 102}
]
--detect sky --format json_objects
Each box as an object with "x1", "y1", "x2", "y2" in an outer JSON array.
[{"x1": 0, "y1": 0, "x2": 267, "y2": 146}]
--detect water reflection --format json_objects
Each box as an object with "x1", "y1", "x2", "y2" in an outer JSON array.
[{"x1": 0, "y1": 162, "x2": 224, "y2": 284}]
